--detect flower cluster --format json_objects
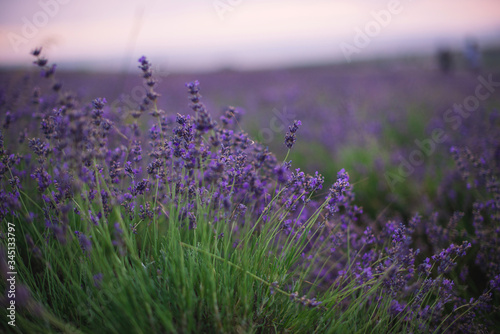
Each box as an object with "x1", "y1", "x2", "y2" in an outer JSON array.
[{"x1": 0, "y1": 49, "x2": 498, "y2": 333}]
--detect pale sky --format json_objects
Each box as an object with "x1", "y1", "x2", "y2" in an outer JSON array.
[{"x1": 0, "y1": 0, "x2": 499, "y2": 72}]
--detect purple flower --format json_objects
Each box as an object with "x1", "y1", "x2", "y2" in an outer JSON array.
[
  {"x1": 325, "y1": 169, "x2": 350, "y2": 214},
  {"x1": 489, "y1": 274, "x2": 500, "y2": 292},
  {"x1": 390, "y1": 299, "x2": 406, "y2": 315},
  {"x1": 41, "y1": 64, "x2": 56, "y2": 78},
  {"x1": 284, "y1": 120, "x2": 301, "y2": 149},
  {"x1": 185, "y1": 81, "x2": 215, "y2": 133},
  {"x1": 138, "y1": 56, "x2": 150, "y2": 73},
  {"x1": 419, "y1": 257, "x2": 432, "y2": 276},
  {"x1": 188, "y1": 212, "x2": 197, "y2": 229},
  {"x1": 431, "y1": 241, "x2": 471, "y2": 275},
  {"x1": 33, "y1": 57, "x2": 48, "y2": 67},
  {"x1": 93, "y1": 273, "x2": 104, "y2": 288},
  {"x1": 92, "y1": 97, "x2": 107, "y2": 110},
  {"x1": 74, "y1": 231, "x2": 92, "y2": 255},
  {"x1": 132, "y1": 179, "x2": 150, "y2": 195},
  {"x1": 31, "y1": 47, "x2": 42, "y2": 56},
  {"x1": 289, "y1": 120, "x2": 302, "y2": 133}
]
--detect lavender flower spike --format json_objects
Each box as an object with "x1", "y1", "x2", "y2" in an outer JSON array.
[{"x1": 285, "y1": 120, "x2": 302, "y2": 149}]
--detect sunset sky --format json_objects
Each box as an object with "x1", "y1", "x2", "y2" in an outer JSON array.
[{"x1": 1, "y1": 0, "x2": 499, "y2": 72}]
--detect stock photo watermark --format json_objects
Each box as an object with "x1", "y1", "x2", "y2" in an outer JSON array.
[
  {"x1": 258, "y1": 107, "x2": 297, "y2": 144},
  {"x1": 5, "y1": 222, "x2": 17, "y2": 327},
  {"x1": 339, "y1": 0, "x2": 412, "y2": 63},
  {"x1": 7, "y1": 0, "x2": 71, "y2": 53},
  {"x1": 384, "y1": 74, "x2": 500, "y2": 191},
  {"x1": 213, "y1": 0, "x2": 244, "y2": 20},
  {"x1": 109, "y1": 64, "x2": 170, "y2": 111}
]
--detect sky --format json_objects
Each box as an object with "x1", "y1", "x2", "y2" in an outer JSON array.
[{"x1": 0, "y1": 0, "x2": 499, "y2": 72}]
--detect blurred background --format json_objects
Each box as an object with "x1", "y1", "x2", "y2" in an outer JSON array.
[
  {"x1": 1, "y1": 0, "x2": 499, "y2": 72},
  {"x1": 1, "y1": 0, "x2": 500, "y2": 220}
]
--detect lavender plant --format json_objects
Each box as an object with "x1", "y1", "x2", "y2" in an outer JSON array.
[{"x1": 0, "y1": 50, "x2": 498, "y2": 333}]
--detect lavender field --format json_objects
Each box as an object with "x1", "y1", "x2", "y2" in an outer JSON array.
[{"x1": 0, "y1": 49, "x2": 499, "y2": 333}]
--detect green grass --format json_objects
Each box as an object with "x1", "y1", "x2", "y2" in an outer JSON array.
[{"x1": 1, "y1": 155, "x2": 450, "y2": 333}]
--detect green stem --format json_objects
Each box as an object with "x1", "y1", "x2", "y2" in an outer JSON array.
[{"x1": 179, "y1": 241, "x2": 291, "y2": 297}]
